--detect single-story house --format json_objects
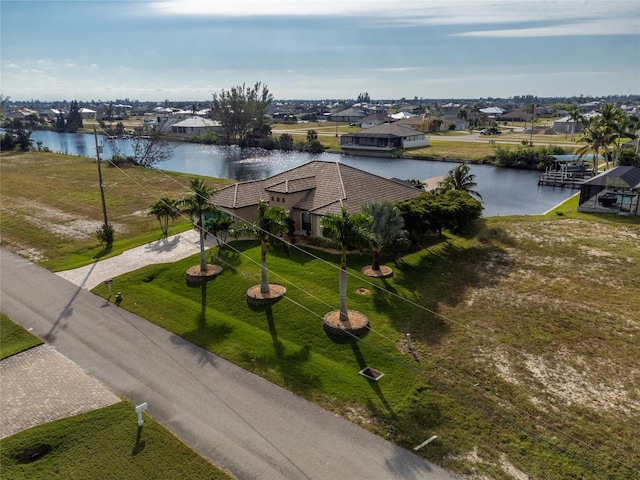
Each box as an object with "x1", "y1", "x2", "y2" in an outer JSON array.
[
  {"x1": 210, "y1": 160, "x2": 424, "y2": 237},
  {"x1": 552, "y1": 111, "x2": 600, "y2": 135},
  {"x1": 339, "y1": 123, "x2": 430, "y2": 151},
  {"x1": 170, "y1": 116, "x2": 221, "y2": 136},
  {"x1": 577, "y1": 166, "x2": 640, "y2": 215},
  {"x1": 329, "y1": 107, "x2": 367, "y2": 123},
  {"x1": 360, "y1": 113, "x2": 393, "y2": 129},
  {"x1": 5, "y1": 108, "x2": 39, "y2": 122},
  {"x1": 79, "y1": 107, "x2": 97, "y2": 119}
]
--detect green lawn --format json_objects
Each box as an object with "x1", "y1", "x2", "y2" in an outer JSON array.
[
  {"x1": 0, "y1": 314, "x2": 43, "y2": 360},
  {"x1": 0, "y1": 402, "x2": 234, "y2": 480},
  {"x1": 90, "y1": 212, "x2": 640, "y2": 479}
]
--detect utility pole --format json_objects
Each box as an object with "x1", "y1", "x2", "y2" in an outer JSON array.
[{"x1": 94, "y1": 126, "x2": 109, "y2": 226}]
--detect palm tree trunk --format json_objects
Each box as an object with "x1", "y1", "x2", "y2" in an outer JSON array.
[
  {"x1": 199, "y1": 213, "x2": 207, "y2": 272},
  {"x1": 339, "y1": 249, "x2": 348, "y2": 322},
  {"x1": 339, "y1": 265, "x2": 348, "y2": 322},
  {"x1": 260, "y1": 240, "x2": 269, "y2": 294},
  {"x1": 372, "y1": 251, "x2": 381, "y2": 271}
]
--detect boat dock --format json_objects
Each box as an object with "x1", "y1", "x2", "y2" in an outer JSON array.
[{"x1": 537, "y1": 171, "x2": 587, "y2": 188}]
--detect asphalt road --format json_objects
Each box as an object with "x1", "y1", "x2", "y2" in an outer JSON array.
[{"x1": 0, "y1": 249, "x2": 458, "y2": 480}]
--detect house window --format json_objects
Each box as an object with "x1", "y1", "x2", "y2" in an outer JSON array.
[{"x1": 302, "y1": 212, "x2": 312, "y2": 233}]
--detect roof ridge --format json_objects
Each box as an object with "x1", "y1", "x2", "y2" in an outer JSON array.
[{"x1": 335, "y1": 162, "x2": 346, "y2": 200}]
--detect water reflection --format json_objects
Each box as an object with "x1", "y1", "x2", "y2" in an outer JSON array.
[{"x1": 28, "y1": 129, "x2": 575, "y2": 217}]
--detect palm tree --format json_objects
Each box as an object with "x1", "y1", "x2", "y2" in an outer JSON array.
[
  {"x1": 439, "y1": 163, "x2": 482, "y2": 200},
  {"x1": 321, "y1": 206, "x2": 376, "y2": 322},
  {"x1": 456, "y1": 108, "x2": 469, "y2": 130},
  {"x1": 245, "y1": 200, "x2": 290, "y2": 294},
  {"x1": 178, "y1": 179, "x2": 218, "y2": 273},
  {"x1": 567, "y1": 107, "x2": 583, "y2": 141},
  {"x1": 148, "y1": 197, "x2": 179, "y2": 237},
  {"x1": 362, "y1": 201, "x2": 406, "y2": 271},
  {"x1": 577, "y1": 122, "x2": 608, "y2": 172}
]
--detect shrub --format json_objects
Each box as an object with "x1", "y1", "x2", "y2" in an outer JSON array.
[{"x1": 96, "y1": 223, "x2": 115, "y2": 246}]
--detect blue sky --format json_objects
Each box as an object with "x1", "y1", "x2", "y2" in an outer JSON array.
[{"x1": 1, "y1": 0, "x2": 639, "y2": 101}]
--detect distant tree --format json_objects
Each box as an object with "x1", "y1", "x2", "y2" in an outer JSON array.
[
  {"x1": 306, "y1": 130, "x2": 318, "y2": 142},
  {"x1": 65, "y1": 100, "x2": 83, "y2": 132},
  {"x1": 148, "y1": 197, "x2": 180, "y2": 237},
  {"x1": 131, "y1": 119, "x2": 175, "y2": 168},
  {"x1": 212, "y1": 82, "x2": 273, "y2": 144},
  {"x1": 567, "y1": 106, "x2": 583, "y2": 141},
  {"x1": 306, "y1": 139, "x2": 324, "y2": 153},
  {"x1": 278, "y1": 133, "x2": 294, "y2": 151},
  {"x1": 617, "y1": 148, "x2": 640, "y2": 167},
  {"x1": 357, "y1": 92, "x2": 371, "y2": 103}
]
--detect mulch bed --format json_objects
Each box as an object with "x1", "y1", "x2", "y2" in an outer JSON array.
[
  {"x1": 361, "y1": 265, "x2": 393, "y2": 278},
  {"x1": 322, "y1": 310, "x2": 370, "y2": 337},
  {"x1": 246, "y1": 284, "x2": 286, "y2": 306},
  {"x1": 185, "y1": 264, "x2": 222, "y2": 284}
]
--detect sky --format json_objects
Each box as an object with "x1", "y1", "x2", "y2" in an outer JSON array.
[{"x1": 1, "y1": 0, "x2": 639, "y2": 102}]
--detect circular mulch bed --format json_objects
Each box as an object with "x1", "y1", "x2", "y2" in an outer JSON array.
[
  {"x1": 322, "y1": 309, "x2": 370, "y2": 337},
  {"x1": 361, "y1": 265, "x2": 393, "y2": 278},
  {"x1": 185, "y1": 264, "x2": 222, "y2": 284},
  {"x1": 246, "y1": 284, "x2": 286, "y2": 306},
  {"x1": 356, "y1": 288, "x2": 370, "y2": 295}
]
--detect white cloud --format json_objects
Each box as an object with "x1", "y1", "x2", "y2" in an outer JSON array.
[
  {"x1": 147, "y1": 0, "x2": 638, "y2": 28},
  {"x1": 456, "y1": 20, "x2": 639, "y2": 38}
]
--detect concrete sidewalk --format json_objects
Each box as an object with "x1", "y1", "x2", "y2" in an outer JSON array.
[{"x1": 56, "y1": 229, "x2": 218, "y2": 290}]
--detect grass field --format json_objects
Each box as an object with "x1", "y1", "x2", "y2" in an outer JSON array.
[
  {"x1": 0, "y1": 151, "x2": 233, "y2": 271},
  {"x1": 0, "y1": 402, "x2": 235, "y2": 480},
  {"x1": 0, "y1": 314, "x2": 43, "y2": 360},
  {"x1": 2, "y1": 151, "x2": 638, "y2": 479}
]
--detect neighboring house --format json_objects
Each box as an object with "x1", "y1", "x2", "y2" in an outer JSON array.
[
  {"x1": 577, "y1": 166, "x2": 640, "y2": 215},
  {"x1": 210, "y1": 160, "x2": 423, "y2": 237},
  {"x1": 360, "y1": 113, "x2": 392, "y2": 128},
  {"x1": 552, "y1": 110, "x2": 600, "y2": 135},
  {"x1": 479, "y1": 106, "x2": 504, "y2": 118},
  {"x1": 170, "y1": 116, "x2": 221, "y2": 136},
  {"x1": 329, "y1": 107, "x2": 367, "y2": 123},
  {"x1": 339, "y1": 124, "x2": 430, "y2": 151},
  {"x1": 79, "y1": 107, "x2": 97, "y2": 119},
  {"x1": 394, "y1": 116, "x2": 427, "y2": 130},
  {"x1": 5, "y1": 108, "x2": 39, "y2": 122},
  {"x1": 390, "y1": 111, "x2": 416, "y2": 120}
]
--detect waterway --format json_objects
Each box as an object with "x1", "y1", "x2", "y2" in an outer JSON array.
[{"x1": 28, "y1": 130, "x2": 575, "y2": 217}]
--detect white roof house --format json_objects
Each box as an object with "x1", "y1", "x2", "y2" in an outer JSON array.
[{"x1": 170, "y1": 116, "x2": 221, "y2": 136}]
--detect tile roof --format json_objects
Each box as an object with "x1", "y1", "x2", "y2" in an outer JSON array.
[{"x1": 211, "y1": 160, "x2": 422, "y2": 215}]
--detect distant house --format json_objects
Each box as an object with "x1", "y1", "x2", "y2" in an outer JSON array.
[
  {"x1": 552, "y1": 111, "x2": 600, "y2": 135},
  {"x1": 79, "y1": 108, "x2": 97, "y2": 119},
  {"x1": 329, "y1": 107, "x2": 367, "y2": 123},
  {"x1": 360, "y1": 113, "x2": 392, "y2": 128},
  {"x1": 210, "y1": 160, "x2": 423, "y2": 237},
  {"x1": 170, "y1": 116, "x2": 221, "y2": 136},
  {"x1": 577, "y1": 166, "x2": 640, "y2": 215},
  {"x1": 6, "y1": 108, "x2": 39, "y2": 122},
  {"x1": 339, "y1": 124, "x2": 430, "y2": 151}
]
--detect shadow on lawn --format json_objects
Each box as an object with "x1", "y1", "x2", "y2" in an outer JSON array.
[
  {"x1": 350, "y1": 340, "x2": 394, "y2": 415},
  {"x1": 385, "y1": 229, "x2": 515, "y2": 342},
  {"x1": 179, "y1": 281, "x2": 233, "y2": 364},
  {"x1": 240, "y1": 305, "x2": 322, "y2": 394}
]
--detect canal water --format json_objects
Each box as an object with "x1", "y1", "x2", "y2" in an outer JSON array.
[{"x1": 28, "y1": 130, "x2": 575, "y2": 217}]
